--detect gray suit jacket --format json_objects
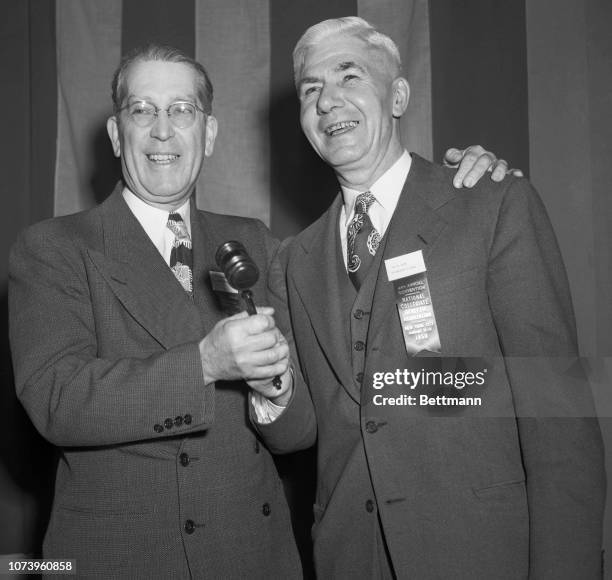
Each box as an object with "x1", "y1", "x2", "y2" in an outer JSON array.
[
  {"x1": 281, "y1": 155, "x2": 605, "y2": 579},
  {"x1": 9, "y1": 186, "x2": 312, "y2": 579}
]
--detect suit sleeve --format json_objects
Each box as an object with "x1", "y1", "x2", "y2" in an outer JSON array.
[
  {"x1": 487, "y1": 178, "x2": 606, "y2": 578},
  {"x1": 9, "y1": 226, "x2": 214, "y2": 447},
  {"x1": 252, "y1": 234, "x2": 317, "y2": 454}
]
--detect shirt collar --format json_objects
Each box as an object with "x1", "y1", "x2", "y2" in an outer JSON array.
[
  {"x1": 122, "y1": 187, "x2": 191, "y2": 238},
  {"x1": 340, "y1": 150, "x2": 412, "y2": 218}
]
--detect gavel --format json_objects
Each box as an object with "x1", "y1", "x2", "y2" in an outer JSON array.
[{"x1": 215, "y1": 241, "x2": 282, "y2": 390}]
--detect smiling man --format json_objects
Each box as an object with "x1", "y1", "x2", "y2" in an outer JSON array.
[
  {"x1": 265, "y1": 17, "x2": 606, "y2": 580},
  {"x1": 10, "y1": 43, "x2": 517, "y2": 578},
  {"x1": 106, "y1": 59, "x2": 215, "y2": 207},
  {"x1": 297, "y1": 33, "x2": 405, "y2": 190},
  {"x1": 9, "y1": 45, "x2": 309, "y2": 578}
]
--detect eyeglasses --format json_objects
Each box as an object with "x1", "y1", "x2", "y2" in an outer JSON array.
[{"x1": 120, "y1": 100, "x2": 206, "y2": 129}]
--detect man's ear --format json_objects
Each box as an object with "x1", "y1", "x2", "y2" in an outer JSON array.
[
  {"x1": 391, "y1": 77, "x2": 410, "y2": 118},
  {"x1": 106, "y1": 116, "x2": 121, "y2": 158},
  {"x1": 204, "y1": 115, "x2": 218, "y2": 157}
]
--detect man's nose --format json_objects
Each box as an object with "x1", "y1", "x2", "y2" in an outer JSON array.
[
  {"x1": 150, "y1": 110, "x2": 175, "y2": 140},
  {"x1": 317, "y1": 84, "x2": 343, "y2": 115}
]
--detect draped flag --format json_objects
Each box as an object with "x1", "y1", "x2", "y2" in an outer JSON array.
[
  {"x1": 52, "y1": 0, "x2": 433, "y2": 234},
  {"x1": 7, "y1": 0, "x2": 611, "y2": 355}
]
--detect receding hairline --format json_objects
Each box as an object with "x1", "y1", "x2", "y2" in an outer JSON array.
[
  {"x1": 293, "y1": 17, "x2": 402, "y2": 86},
  {"x1": 111, "y1": 44, "x2": 214, "y2": 115},
  {"x1": 296, "y1": 45, "x2": 398, "y2": 92},
  {"x1": 122, "y1": 59, "x2": 199, "y2": 98}
]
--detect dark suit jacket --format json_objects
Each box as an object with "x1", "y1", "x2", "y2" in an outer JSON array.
[
  {"x1": 280, "y1": 155, "x2": 605, "y2": 579},
  {"x1": 9, "y1": 186, "x2": 314, "y2": 579}
]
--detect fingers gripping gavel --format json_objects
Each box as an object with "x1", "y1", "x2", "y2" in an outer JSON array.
[{"x1": 215, "y1": 241, "x2": 282, "y2": 390}]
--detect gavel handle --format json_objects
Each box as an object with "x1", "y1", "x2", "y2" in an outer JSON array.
[
  {"x1": 241, "y1": 289, "x2": 257, "y2": 315},
  {"x1": 241, "y1": 290, "x2": 282, "y2": 390}
]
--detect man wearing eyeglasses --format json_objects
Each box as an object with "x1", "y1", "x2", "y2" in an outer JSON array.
[
  {"x1": 9, "y1": 44, "x2": 513, "y2": 578},
  {"x1": 10, "y1": 44, "x2": 309, "y2": 579}
]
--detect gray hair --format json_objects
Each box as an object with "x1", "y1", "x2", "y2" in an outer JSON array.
[
  {"x1": 293, "y1": 16, "x2": 402, "y2": 85},
  {"x1": 111, "y1": 44, "x2": 213, "y2": 115}
]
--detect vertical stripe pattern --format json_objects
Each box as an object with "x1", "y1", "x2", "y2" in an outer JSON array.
[
  {"x1": 54, "y1": 0, "x2": 122, "y2": 216},
  {"x1": 429, "y1": 0, "x2": 529, "y2": 172},
  {"x1": 526, "y1": 0, "x2": 611, "y2": 357},
  {"x1": 29, "y1": 0, "x2": 58, "y2": 224},
  {"x1": 121, "y1": 0, "x2": 195, "y2": 56},
  {"x1": 269, "y1": 0, "x2": 357, "y2": 239},
  {"x1": 195, "y1": 0, "x2": 271, "y2": 224},
  {"x1": 358, "y1": 0, "x2": 433, "y2": 160}
]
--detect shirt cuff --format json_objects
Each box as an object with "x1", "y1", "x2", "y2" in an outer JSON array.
[{"x1": 251, "y1": 392, "x2": 287, "y2": 424}]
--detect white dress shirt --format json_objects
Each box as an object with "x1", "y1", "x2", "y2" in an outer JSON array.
[
  {"x1": 339, "y1": 150, "x2": 412, "y2": 268},
  {"x1": 122, "y1": 188, "x2": 191, "y2": 263}
]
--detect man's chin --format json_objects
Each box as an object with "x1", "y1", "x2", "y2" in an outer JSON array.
[
  {"x1": 129, "y1": 183, "x2": 191, "y2": 207},
  {"x1": 316, "y1": 141, "x2": 354, "y2": 160},
  {"x1": 324, "y1": 152, "x2": 366, "y2": 172}
]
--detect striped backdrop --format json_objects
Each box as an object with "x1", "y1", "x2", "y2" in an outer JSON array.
[
  {"x1": 19, "y1": 0, "x2": 612, "y2": 357},
  {"x1": 50, "y1": 0, "x2": 439, "y2": 237},
  {"x1": 18, "y1": 1, "x2": 538, "y2": 236}
]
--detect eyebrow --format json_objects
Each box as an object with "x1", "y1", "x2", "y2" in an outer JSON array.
[
  {"x1": 298, "y1": 76, "x2": 320, "y2": 88},
  {"x1": 335, "y1": 61, "x2": 367, "y2": 74},
  {"x1": 126, "y1": 93, "x2": 199, "y2": 104},
  {"x1": 299, "y1": 61, "x2": 368, "y2": 89}
]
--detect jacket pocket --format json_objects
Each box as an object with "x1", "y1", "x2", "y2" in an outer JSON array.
[{"x1": 473, "y1": 479, "x2": 526, "y2": 501}]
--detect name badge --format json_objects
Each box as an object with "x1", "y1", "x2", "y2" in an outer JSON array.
[
  {"x1": 385, "y1": 250, "x2": 441, "y2": 355},
  {"x1": 209, "y1": 270, "x2": 241, "y2": 314}
]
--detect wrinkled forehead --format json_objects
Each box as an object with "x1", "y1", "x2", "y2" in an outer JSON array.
[
  {"x1": 298, "y1": 34, "x2": 393, "y2": 81},
  {"x1": 124, "y1": 59, "x2": 198, "y2": 98}
]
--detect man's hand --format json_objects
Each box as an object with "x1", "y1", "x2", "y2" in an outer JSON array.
[
  {"x1": 199, "y1": 307, "x2": 289, "y2": 386},
  {"x1": 444, "y1": 145, "x2": 524, "y2": 188}
]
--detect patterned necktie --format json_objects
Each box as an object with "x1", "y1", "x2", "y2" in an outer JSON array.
[
  {"x1": 167, "y1": 212, "x2": 193, "y2": 294},
  {"x1": 347, "y1": 191, "x2": 380, "y2": 289}
]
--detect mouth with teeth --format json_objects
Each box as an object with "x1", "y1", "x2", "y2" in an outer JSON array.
[
  {"x1": 146, "y1": 153, "x2": 179, "y2": 164},
  {"x1": 325, "y1": 120, "x2": 359, "y2": 136}
]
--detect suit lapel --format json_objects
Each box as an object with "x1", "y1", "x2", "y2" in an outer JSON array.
[
  {"x1": 88, "y1": 188, "x2": 204, "y2": 349},
  {"x1": 367, "y1": 155, "x2": 452, "y2": 351},
  {"x1": 291, "y1": 194, "x2": 359, "y2": 401},
  {"x1": 190, "y1": 203, "x2": 234, "y2": 333}
]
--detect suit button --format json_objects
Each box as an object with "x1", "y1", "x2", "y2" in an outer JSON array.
[
  {"x1": 365, "y1": 499, "x2": 375, "y2": 513},
  {"x1": 354, "y1": 309, "x2": 364, "y2": 319},
  {"x1": 262, "y1": 503, "x2": 271, "y2": 516},
  {"x1": 153, "y1": 424, "x2": 164, "y2": 433},
  {"x1": 184, "y1": 414, "x2": 192, "y2": 425},
  {"x1": 365, "y1": 421, "x2": 378, "y2": 433},
  {"x1": 184, "y1": 519, "x2": 195, "y2": 534},
  {"x1": 354, "y1": 341, "x2": 365, "y2": 351},
  {"x1": 174, "y1": 415, "x2": 183, "y2": 427},
  {"x1": 179, "y1": 453, "x2": 190, "y2": 467},
  {"x1": 356, "y1": 372, "x2": 364, "y2": 383},
  {"x1": 164, "y1": 418, "x2": 173, "y2": 430}
]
